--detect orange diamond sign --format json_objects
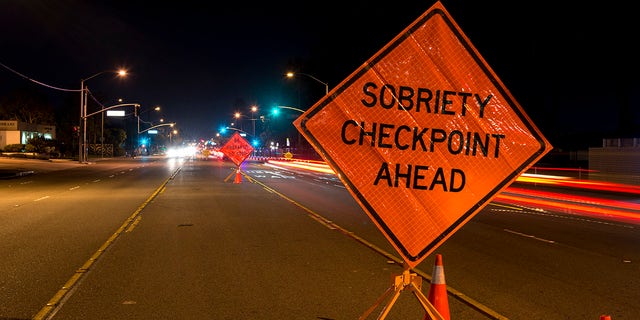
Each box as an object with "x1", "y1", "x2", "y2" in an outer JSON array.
[
  {"x1": 221, "y1": 132, "x2": 254, "y2": 166},
  {"x1": 293, "y1": 1, "x2": 552, "y2": 269}
]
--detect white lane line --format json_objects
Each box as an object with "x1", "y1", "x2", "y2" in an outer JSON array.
[
  {"x1": 504, "y1": 228, "x2": 556, "y2": 244},
  {"x1": 34, "y1": 196, "x2": 50, "y2": 201}
]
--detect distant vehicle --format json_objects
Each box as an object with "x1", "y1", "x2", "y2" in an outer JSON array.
[{"x1": 166, "y1": 146, "x2": 196, "y2": 158}]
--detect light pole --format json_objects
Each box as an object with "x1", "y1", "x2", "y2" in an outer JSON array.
[
  {"x1": 272, "y1": 105, "x2": 305, "y2": 114},
  {"x1": 136, "y1": 106, "x2": 161, "y2": 153},
  {"x1": 102, "y1": 98, "x2": 123, "y2": 158},
  {"x1": 83, "y1": 102, "x2": 139, "y2": 159},
  {"x1": 234, "y1": 110, "x2": 256, "y2": 133},
  {"x1": 233, "y1": 112, "x2": 243, "y2": 131},
  {"x1": 271, "y1": 105, "x2": 306, "y2": 157},
  {"x1": 137, "y1": 106, "x2": 161, "y2": 135},
  {"x1": 79, "y1": 69, "x2": 126, "y2": 163},
  {"x1": 250, "y1": 105, "x2": 258, "y2": 136},
  {"x1": 101, "y1": 103, "x2": 104, "y2": 158},
  {"x1": 169, "y1": 129, "x2": 178, "y2": 144},
  {"x1": 285, "y1": 71, "x2": 328, "y2": 95},
  {"x1": 139, "y1": 122, "x2": 175, "y2": 155},
  {"x1": 139, "y1": 122, "x2": 175, "y2": 134},
  {"x1": 224, "y1": 126, "x2": 252, "y2": 136}
]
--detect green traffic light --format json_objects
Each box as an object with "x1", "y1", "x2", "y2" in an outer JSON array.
[{"x1": 271, "y1": 107, "x2": 279, "y2": 116}]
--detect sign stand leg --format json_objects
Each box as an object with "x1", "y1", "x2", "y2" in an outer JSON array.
[
  {"x1": 359, "y1": 268, "x2": 445, "y2": 320},
  {"x1": 223, "y1": 166, "x2": 256, "y2": 183}
]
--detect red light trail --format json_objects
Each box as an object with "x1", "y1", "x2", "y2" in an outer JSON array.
[{"x1": 266, "y1": 159, "x2": 640, "y2": 224}]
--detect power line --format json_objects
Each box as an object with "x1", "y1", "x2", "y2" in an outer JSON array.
[{"x1": 0, "y1": 61, "x2": 79, "y2": 92}]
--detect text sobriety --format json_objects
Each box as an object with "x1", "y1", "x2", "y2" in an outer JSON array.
[{"x1": 337, "y1": 82, "x2": 506, "y2": 191}]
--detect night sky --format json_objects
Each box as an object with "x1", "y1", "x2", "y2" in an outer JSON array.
[{"x1": 1, "y1": 0, "x2": 638, "y2": 149}]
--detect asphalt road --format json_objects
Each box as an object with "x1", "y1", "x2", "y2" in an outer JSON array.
[
  {"x1": 252, "y1": 160, "x2": 640, "y2": 320},
  {"x1": 0, "y1": 156, "x2": 173, "y2": 319},
  {"x1": 0, "y1": 157, "x2": 80, "y2": 178},
  {"x1": 0, "y1": 156, "x2": 638, "y2": 319},
  {"x1": 48, "y1": 159, "x2": 435, "y2": 320}
]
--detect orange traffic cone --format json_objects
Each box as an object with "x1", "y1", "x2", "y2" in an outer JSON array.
[
  {"x1": 600, "y1": 315, "x2": 612, "y2": 320},
  {"x1": 426, "y1": 254, "x2": 450, "y2": 320},
  {"x1": 233, "y1": 168, "x2": 242, "y2": 184}
]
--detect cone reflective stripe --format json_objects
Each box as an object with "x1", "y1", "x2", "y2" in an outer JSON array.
[
  {"x1": 234, "y1": 168, "x2": 242, "y2": 184},
  {"x1": 426, "y1": 254, "x2": 450, "y2": 320}
]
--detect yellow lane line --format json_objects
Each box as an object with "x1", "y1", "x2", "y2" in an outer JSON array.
[
  {"x1": 252, "y1": 174, "x2": 509, "y2": 320},
  {"x1": 489, "y1": 202, "x2": 523, "y2": 210},
  {"x1": 33, "y1": 167, "x2": 181, "y2": 320}
]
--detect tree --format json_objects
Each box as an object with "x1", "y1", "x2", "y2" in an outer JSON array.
[
  {"x1": 0, "y1": 87, "x2": 56, "y2": 124},
  {"x1": 105, "y1": 127, "x2": 127, "y2": 156}
]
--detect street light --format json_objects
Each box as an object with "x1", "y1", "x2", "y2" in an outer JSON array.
[
  {"x1": 137, "y1": 121, "x2": 175, "y2": 156},
  {"x1": 83, "y1": 102, "x2": 139, "y2": 159},
  {"x1": 138, "y1": 122, "x2": 175, "y2": 154},
  {"x1": 79, "y1": 69, "x2": 127, "y2": 163},
  {"x1": 224, "y1": 126, "x2": 250, "y2": 135},
  {"x1": 271, "y1": 105, "x2": 307, "y2": 158},
  {"x1": 101, "y1": 98, "x2": 123, "y2": 158},
  {"x1": 169, "y1": 129, "x2": 178, "y2": 144},
  {"x1": 137, "y1": 106, "x2": 162, "y2": 133},
  {"x1": 233, "y1": 112, "x2": 243, "y2": 131},
  {"x1": 250, "y1": 105, "x2": 258, "y2": 136},
  {"x1": 139, "y1": 122, "x2": 175, "y2": 134},
  {"x1": 136, "y1": 106, "x2": 162, "y2": 151},
  {"x1": 86, "y1": 103, "x2": 140, "y2": 118},
  {"x1": 285, "y1": 71, "x2": 328, "y2": 95},
  {"x1": 272, "y1": 105, "x2": 305, "y2": 114}
]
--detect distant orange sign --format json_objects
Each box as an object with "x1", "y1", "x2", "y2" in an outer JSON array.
[
  {"x1": 221, "y1": 132, "x2": 254, "y2": 166},
  {"x1": 294, "y1": 1, "x2": 551, "y2": 268}
]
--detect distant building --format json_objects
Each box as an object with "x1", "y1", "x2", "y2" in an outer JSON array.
[
  {"x1": 0, "y1": 120, "x2": 56, "y2": 149},
  {"x1": 589, "y1": 138, "x2": 640, "y2": 185}
]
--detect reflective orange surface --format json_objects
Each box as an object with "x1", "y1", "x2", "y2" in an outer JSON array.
[{"x1": 293, "y1": 1, "x2": 551, "y2": 268}]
